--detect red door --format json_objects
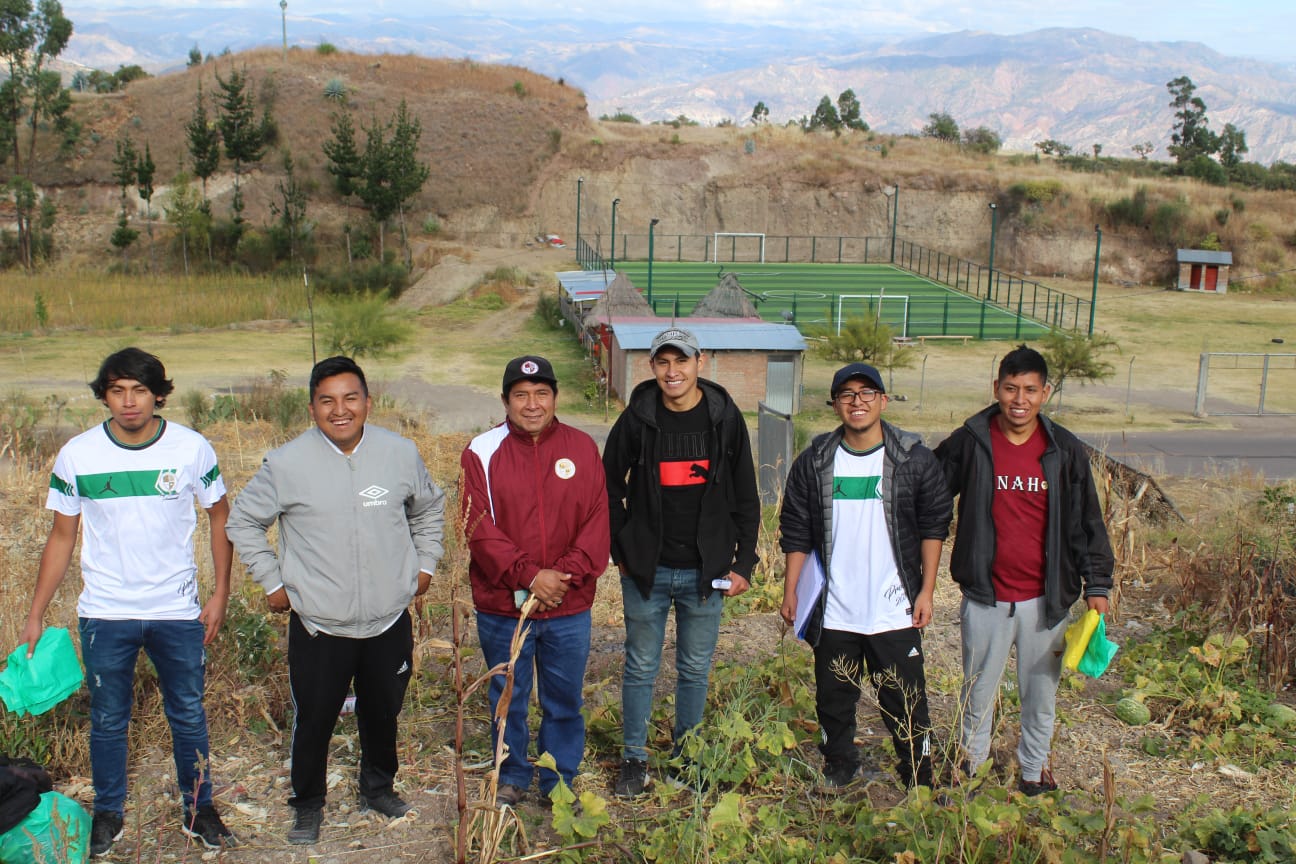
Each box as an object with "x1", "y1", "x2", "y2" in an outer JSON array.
[
  {"x1": 1204, "y1": 266, "x2": 1219, "y2": 292},
  {"x1": 1190, "y1": 265, "x2": 1203, "y2": 290}
]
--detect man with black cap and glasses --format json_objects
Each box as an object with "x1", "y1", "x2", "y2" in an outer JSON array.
[
  {"x1": 604, "y1": 327, "x2": 760, "y2": 797},
  {"x1": 777, "y1": 363, "x2": 951, "y2": 791},
  {"x1": 461, "y1": 356, "x2": 609, "y2": 808}
]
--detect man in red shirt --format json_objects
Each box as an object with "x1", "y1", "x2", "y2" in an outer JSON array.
[
  {"x1": 461, "y1": 356, "x2": 610, "y2": 808},
  {"x1": 934, "y1": 345, "x2": 1113, "y2": 795}
]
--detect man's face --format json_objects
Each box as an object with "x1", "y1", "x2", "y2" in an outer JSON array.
[
  {"x1": 504, "y1": 379, "x2": 557, "y2": 439},
  {"x1": 650, "y1": 347, "x2": 702, "y2": 405},
  {"x1": 308, "y1": 372, "x2": 371, "y2": 453},
  {"x1": 994, "y1": 371, "x2": 1051, "y2": 436},
  {"x1": 102, "y1": 376, "x2": 159, "y2": 438},
  {"x1": 832, "y1": 377, "x2": 888, "y2": 435}
]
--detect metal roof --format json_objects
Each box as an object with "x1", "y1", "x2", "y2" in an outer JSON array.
[
  {"x1": 557, "y1": 270, "x2": 618, "y2": 302},
  {"x1": 1176, "y1": 249, "x2": 1233, "y2": 265},
  {"x1": 611, "y1": 320, "x2": 807, "y2": 352}
]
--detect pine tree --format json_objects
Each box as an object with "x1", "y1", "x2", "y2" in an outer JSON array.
[
  {"x1": 388, "y1": 100, "x2": 429, "y2": 264},
  {"x1": 110, "y1": 138, "x2": 139, "y2": 261},
  {"x1": 322, "y1": 110, "x2": 363, "y2": 265},
  {"x1": 215, "y1": 66, "x2": 268, "y2": 228},
  {"x1": 185, "y1": 82, "x2": 220, "y2": 200},
  {"x1": 136, "y1": 141, "x2": 155, "y2": 270}
]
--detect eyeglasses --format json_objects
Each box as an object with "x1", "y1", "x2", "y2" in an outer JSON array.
[{"x1": 833, "y1": 389, "x2": 880, "y2": 405}]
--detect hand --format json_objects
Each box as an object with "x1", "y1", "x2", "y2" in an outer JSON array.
[
  {"x1": 911, "y1": 592, "x2": 934, "y2": 629},
  {"x1": 199, "y1": 592, "x2": 230, "y2": 646},
  {"x1": 530, "y1": 569, "x2": 571, "y2": 611},
  {"x1": 723, "y1": 572, "x2": 750, "y2": 598},
  {"x1": 780, "y1": 593, "x2": 797, "y2": 627},
  {"x1": 266, "y1": 587, "x2": 291, "y2": 613},
  {"x1": 416, "y1": 570, "x2": 433, "y2": 596},
  {"x1": 19, "y1": 619, "x2": 43, "y2": 659},
  {"x1": 1087, "y1": 595, "x2": 1110, "y2": 615}
]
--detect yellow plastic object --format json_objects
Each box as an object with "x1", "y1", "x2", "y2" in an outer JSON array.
[{"x1": 1063, "y1": 609, "x2": 1102, "y2": 671}]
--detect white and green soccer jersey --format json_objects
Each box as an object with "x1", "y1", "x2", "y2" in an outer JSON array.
[
  {"x1": 46, "y1": 419, "x2": 226, "y2": 620},
  {"x1": 825, "y1": 443, "x2": 910, "y2": 636}
]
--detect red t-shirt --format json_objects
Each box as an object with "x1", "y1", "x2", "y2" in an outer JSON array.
[{"x1": 989, "y1": 420, "x2": 1048, "y2": 601}]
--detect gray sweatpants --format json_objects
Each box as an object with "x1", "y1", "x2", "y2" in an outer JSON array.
[{"x1": 959, "y1": 595, "x2": 1065, "y2": 782}]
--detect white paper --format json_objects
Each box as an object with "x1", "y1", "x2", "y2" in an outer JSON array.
[{"x1": 794, "y1": 550, "x2": 825, "y2": 640}]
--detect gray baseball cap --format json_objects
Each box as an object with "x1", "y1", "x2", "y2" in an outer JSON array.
[{"x1": 649, "y1": 327, "x2": 700, "y2": 359}]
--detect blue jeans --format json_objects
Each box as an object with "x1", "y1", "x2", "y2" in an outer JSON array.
[
  {"x1": 79, "y1": 618, "x2": 211, "y2": 816},
  {"x1": 621, "y1": 568, "x2": 723, "y2": 761},
  {"x1": 477, "y1": 609, "x2": 591, "y2": 794}
]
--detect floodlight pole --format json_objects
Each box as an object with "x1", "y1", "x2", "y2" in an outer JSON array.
[
  {"x1": 648, "y1": 218, "x2": 660, "y2": 306},
  {"x1": 575, "y1": 176, "x2": 583, "y2": 264},
  {"x1": 279, "y1": 0, "x2": 288, "y2": 60},
  {"x1": 887, "y1": 184, "x2": 899, "y2": 264},
  {"x1": 1090, "y1": 225, "x2": 1102, "y2": 335},
  {"x1": 610, "y1": 197, "x2": 621, "y2": 272},
  {"x1": 986, "y1": 202, "x2": 998, "y2": 299}
]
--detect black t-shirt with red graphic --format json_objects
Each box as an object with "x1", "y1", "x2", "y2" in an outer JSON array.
[
  {"x1": 656, "y1": 397, "x2": 711, "y2": 569},
  {"x1": 989, "y1": 420, "x2": 1049, "y2": 602}
]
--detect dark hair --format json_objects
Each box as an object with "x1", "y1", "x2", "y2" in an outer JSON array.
[
  {"x1": 90, "y1": 348, "x2": 174, "y2": 408},
  {"x1": 310, "y1": 356, "x2": 368, "y2": 399},
  {"x1": 998, "y1": 344, "x2": 1048, "y2": 382}
]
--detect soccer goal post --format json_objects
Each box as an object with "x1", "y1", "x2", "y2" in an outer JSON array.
[
  {"x1": 836, "y1": 294, "x2": 910, "y2": 337},
  {"x1": 713, "y1": 232, "x2": 766, "y2": 263}
]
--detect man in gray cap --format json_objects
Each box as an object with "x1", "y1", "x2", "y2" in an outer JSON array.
[
  {"x1": 778, "y1": 362, "x2": 951, "y2": 791},
  {"x1": 603, "y1": 328, "x2": 760, "y2": 797}
]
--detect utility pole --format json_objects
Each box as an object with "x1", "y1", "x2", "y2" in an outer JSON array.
[{"x1": 280, "y1": 0, "x2": 288, "y2": 60}]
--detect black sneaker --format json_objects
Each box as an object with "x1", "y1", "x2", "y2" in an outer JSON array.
[
  {"x1": 1018, "y1": 767, "x2": 1059, "y2": 797},
  {"x1": 821, "y1": 762, "x2": 860, "y2": 789},
  {"x1": 613, "y1": 758, "x2": 649, "y2": 798},
  {"x1": 360, "y1": 790, "x2": 412, "y2": 818},
  {"x1": 181, "y1": 804, "x2": 239, "y2": 849},
  {"x1": 90, "y1": 811, "x2": 124, "y2": 857},
  {"x1": 287, "y1": 807, "x2": 323, "y2": 845},
  {"x1": 665, "y1": 760, "x2": 710, "y2": 795}
]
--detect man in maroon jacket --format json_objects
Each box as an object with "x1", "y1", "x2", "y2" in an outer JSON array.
[{"x1": 461, "y1": 356, "x2": 610, "y2": 808}]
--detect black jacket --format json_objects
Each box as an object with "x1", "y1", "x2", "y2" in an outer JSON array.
[
  {"x1": 604, "y1": 377, "x2": 760, "y2": 600},
  {"x1": 778, "y1": 421, "x2": 952, "y2": 647},
  {"x1": 933, "y1": 404, "x2": 1113, "y2": 629}
]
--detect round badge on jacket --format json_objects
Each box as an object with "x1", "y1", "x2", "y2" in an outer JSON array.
[{"x1": 554, "y1": 458, "x2": 576, "y2": 479}]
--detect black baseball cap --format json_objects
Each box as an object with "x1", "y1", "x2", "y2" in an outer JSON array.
[
  {"x1": 502, "y1": 356, "x2": 558, "y2": 394},
  {"x1": 830, "y1": 362, "x2": 885, "y2": 397}
]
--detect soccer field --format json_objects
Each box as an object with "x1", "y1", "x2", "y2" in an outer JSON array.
[{"x1": 611, "y1": 262, "x2": 1051, "y2": 340}]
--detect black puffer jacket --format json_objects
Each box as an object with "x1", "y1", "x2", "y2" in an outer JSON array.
[
  {"x1": 933, "y1": 404, "x2": 1113, "y2": 629},
  {"x1": 778, "y1": 421, "x2": 952, "y2": 647},
  {"x1": 604, "y1": 377, "x2": 761, "y2": 600}
]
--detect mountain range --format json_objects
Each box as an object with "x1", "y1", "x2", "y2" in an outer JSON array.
[{"x1": 63, "y1": 9, "x2": 1296, "y2": 164}]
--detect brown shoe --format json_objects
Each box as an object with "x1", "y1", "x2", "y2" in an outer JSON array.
[{"x1": 495, "y1": 783, "x2": 526, "y2": 808}]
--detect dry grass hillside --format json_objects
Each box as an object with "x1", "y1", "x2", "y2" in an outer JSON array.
[
  {"x1": 19, "y1": 47, "x2": 1296, "y2": 290},
  {"x1": 35, "y1": 48, "x2": 590, "y2": 230}
]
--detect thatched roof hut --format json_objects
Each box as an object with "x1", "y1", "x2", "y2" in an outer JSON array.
[
  {"x1": 582, "y1": 272, "x2": 652, "y2": 328},
  {"x1": 693, "y1": 272, "x2": 759, "y2": 318}
]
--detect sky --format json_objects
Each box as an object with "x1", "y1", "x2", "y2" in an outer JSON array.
[{"x1": 70, "y1": 0, "x2": 1296, "y2": 63}]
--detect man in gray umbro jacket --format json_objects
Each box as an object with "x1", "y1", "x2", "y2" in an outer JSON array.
[{"x1": 227, "y1": 356, "x2": 444, "y2": 844}]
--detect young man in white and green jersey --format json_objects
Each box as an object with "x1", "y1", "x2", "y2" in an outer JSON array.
[
  {"x1": 778, "y1": 363, "x2": 952, "y2": 790},
  {"x1": 19, "y1": 348, "x2": 237, "y2": 856}
]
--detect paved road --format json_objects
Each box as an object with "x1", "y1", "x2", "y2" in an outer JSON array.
[{"x1": 1082, "y1": 428, "x2": 1296, "y2": 482}]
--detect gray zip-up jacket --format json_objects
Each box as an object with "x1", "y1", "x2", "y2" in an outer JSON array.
[{"x1": 227, "y1": 425, "x2": 445, "y2": 638}]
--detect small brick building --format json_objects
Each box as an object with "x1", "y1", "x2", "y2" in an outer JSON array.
[
  {"x1": 606, "y1": 319, "x2": 807, "y2": 414},
  {"x1": 1176, "y1": 249, "x2": 1232, "y2": 293}
]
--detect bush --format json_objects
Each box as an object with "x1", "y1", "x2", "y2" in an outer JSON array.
[
  {"x1": 320, "y1": 292, "x2": 416, "y2": 357},
  {"x1": 314, "y1": 259, "x2": 411, "y2": 297},
  {"x1": 532, "y1": 290, "x2": 563, "y2": 331},
  {"x1": 1010, "y1": 179, "x2": 1063, "y2": 204},
  {"x1": 1185, "y1": 154, "x2": 1228, "y2": 185},
  {"x1": 1149, "y1": 198, "x2": 1190, "y2": 245},
  {"x1": 316, "y1": 42, "x2": 337, "y2": 55},
  {"x1": 1106, "y1": 187, "x2": 1149, "y2": 228},
  {"x1": 600, "y1": 112, "x2": 639, "y2": 123}
]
